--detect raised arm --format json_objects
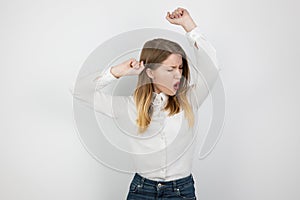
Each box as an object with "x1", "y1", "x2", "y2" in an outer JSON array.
[
  {"x1": 166, "y1": 7, "x2": 221, "y2": 109},
  {"x1": 185, "y1": 26, "x2": 221, "y2": 109},
  {"x1": 70, "y1": 66, "x2": 121, "y2": 118},
  {"x1": 69, "y1": 58, "x2": 145, "y2": 118}
]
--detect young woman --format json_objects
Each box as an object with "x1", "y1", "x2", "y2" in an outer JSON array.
[{"x1": 72, "y1": 7, "x2": 220, "y2": 200}]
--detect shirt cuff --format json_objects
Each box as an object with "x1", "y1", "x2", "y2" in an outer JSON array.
[
  {"x1": 101, "y1": 66, "x2": 119, "y2": 81},
  {"x1": 185, "y1": 26, "x2": 208, "y2": 47},
  {"x1": 185, "y1": 26, "x2": 221, "y2": 72},
  {"x1": 94, "y1": 66, "x2": 119, "y2": 90}
]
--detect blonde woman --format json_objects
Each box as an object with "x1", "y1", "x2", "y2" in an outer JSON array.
[{"x1": 72, "y1": 7, "x2": 220, "y2": 200}]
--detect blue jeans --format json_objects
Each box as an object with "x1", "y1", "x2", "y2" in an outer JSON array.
[{"x1": 126, "y1": 173, "x2": 197, "y2": 200}]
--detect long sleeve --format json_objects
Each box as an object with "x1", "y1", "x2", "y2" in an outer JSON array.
[
  {"x1": 69, "y1": 66, "x2": 128, "y2": 118},
  {"x1": 185, "y1": 26, "x2": 221, "y2": 109}
]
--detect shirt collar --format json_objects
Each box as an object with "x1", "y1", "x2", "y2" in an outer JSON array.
[{"x1": 152, "y1": 92, "x2": 169, "y2": 107}]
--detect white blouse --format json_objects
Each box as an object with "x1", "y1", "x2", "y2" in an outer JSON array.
[{"x1": 71, "y1": 26, "x2": 221, "y2": 181}]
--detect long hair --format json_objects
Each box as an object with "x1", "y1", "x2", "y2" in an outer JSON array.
[{"x1": 133, "y1": 38, "x2": 194, "y2": 133}]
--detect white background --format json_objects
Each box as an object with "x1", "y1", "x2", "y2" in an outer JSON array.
[{"x1": 0, "y1": 0, "x2": 299, "y2": 199}]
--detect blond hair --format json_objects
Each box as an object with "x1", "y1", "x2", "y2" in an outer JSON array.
[{"x1": 134, "y1": 38, "x2": 194, "y2": 133}]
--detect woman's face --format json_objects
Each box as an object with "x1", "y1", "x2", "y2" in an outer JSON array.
[{"x1": 147, "y1": 53, "x2": 183, "y2": 96}]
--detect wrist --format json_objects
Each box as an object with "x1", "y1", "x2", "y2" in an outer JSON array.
[
  {"x1": 110, "y1": 66, "x2": 122, "y2": 79},
  {"x1": 182, "y1": 20, "x2": 197, "y2": 32}
]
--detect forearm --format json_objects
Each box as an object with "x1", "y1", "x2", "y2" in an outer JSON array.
[
  {"x1": 182, "y1": 19, "x2": 197, "y2": 33},
  {"x1": 185, "y1": 26, "x2": 220, "y2": 108},
  {"x1": 193, "y1": 44, "x2": 219, "y2": 91},
  {"x1": 110, "y1": 65, "x2": 123, "y2": 79},
  {"x1": 71, "y1": 67, "x2": 118, "y2": 103},
  {"x1": 70, "y1": 67, "x2": 121, "y2": 118},
  {"x1": 186, "y1": 26, "x2": 220, "y2": 78}
]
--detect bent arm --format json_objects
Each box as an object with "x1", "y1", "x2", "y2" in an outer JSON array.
[
  {"x1": 69, "y1": 66, "x2": 126, "y2": 118},
  {"x1": 185, "y1": 26, "x2": 221, "y2": 109}
]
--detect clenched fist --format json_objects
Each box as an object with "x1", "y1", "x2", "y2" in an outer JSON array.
[
  {"x1": 110, "y1": 58, "x2": 145, "y2": 78},
  {"x1": 166, "y1": 7, "x2": 197, "y2": 32}
]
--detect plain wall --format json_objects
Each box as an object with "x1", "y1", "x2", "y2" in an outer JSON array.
[{"x1": 0, "y1": 0, "x2": 299, "y2": 199}]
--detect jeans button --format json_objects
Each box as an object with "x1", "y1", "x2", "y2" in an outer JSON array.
[{"x1": 157, "y1": 183, "x2": 162, "y2": 188}]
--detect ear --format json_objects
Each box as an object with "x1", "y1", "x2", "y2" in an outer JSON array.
[{"x1": 146, "y1": 68, "x2": 154, "y2": 79}]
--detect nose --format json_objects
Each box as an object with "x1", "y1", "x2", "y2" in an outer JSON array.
[{"x1": 174, "y1": 69, "x2": 182, "y2": 79}]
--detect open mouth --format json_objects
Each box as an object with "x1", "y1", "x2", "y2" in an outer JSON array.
[{"x1": 173, "y1": 82, "x2": 180, "y2": 90}]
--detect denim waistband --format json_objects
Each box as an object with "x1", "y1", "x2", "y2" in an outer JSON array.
[{"x1": 133, "y1": 172, "x2": 194, "y2": 188}]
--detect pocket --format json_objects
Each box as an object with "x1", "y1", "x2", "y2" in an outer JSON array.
[
  {"x1": 175, "y1": 182, "x2": 196, "y2": 199},
  {"x1": 129, "y1": 182, "x2": 140, "y2": 193}
]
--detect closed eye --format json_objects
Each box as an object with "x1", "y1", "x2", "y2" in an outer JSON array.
[
  {"x1": 168, "y1": 67, "x2": 183, "y2": 71},
  {"x1": 166, "y1": 64, "x2": 183, "y2": 72}
]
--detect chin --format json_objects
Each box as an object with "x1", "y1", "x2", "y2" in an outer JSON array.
[
  {"x1": 161, "y1": 87, "x2": 177, "y2": 96},
  {"x1": 168, "y1": 90, "x2": 177, "y2": 96}
]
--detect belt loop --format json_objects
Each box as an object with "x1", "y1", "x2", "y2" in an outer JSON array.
[
  {"x1": 191, "y1": 173, "x2": 194, "y2": 182},
  {"x1": 172, "y1": 180, "x2": 177, "y2": 192},
  {"x1": 140, "y1": 176, "x2": 145, "y2": 187}
]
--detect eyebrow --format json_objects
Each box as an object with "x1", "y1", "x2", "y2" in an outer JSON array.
[
  {"x1": 162, "y1": 63, "x2": 183, "y2": 69},
  {"x1": 170, "y1": 64, "x2": 183, "y2": 68}
]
